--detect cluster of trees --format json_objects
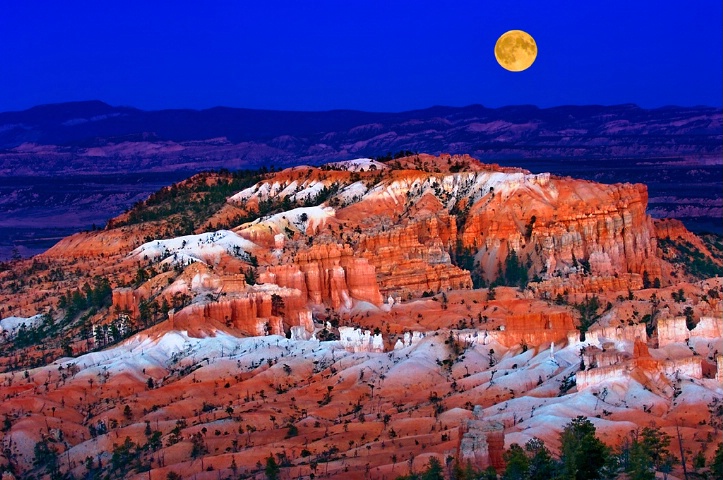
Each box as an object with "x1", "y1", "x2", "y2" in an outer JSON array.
[
  {"x1": 451, "y1": 248, "x2": 530, "y2": 291},
  {"x1": 12, "y1": 312, "x2": 54, "y2": 349},
  {"x1": 658, "y1": 237, "x2": 723, "y2": 279},
  {"x1": 90, "y1": 294, "x2": 189, "y2": 353},
  {"x1": 109, "y1": 169, "x2": 266, "y2": 232},
  {"x1": 641, "y1": 270, "x2": 661, "y2": 289},
  {"x1": 395, "y1": 417, "x2": 723, "y2": 480},
  {"x1": 92, "y1": 315, "x2": 131, "y2": 348},
  {"x1": 256, "y1": 181, "x2": 341, "y2": 216},
  {"x1": 374, "y1": 150, "x2": 417, "y2": 162},
  {"x1": 57, "y1": 276, "x2": 112, "y2": 321},
  {"x1": 574, "y1": 295, "x2": 602, "y2": 341},
  {"x1": 13, "y1": 277, "x2": 112, "y2": 351},
  {"x1": 33, "y1": 424, "x2": 166, "y2": 479},
  {"x1": 492, "y1": 250, "x2": 529, "y2": 289},
  {"x1": 453, "y1": 243, "x2": 486, "y2": 289}
]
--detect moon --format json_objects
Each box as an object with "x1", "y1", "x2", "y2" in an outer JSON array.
[{"x1": 495, "y1": 30, "x2": 537, "y2": 72}]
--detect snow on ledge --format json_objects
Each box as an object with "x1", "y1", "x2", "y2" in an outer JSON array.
[
  {"x1": 326, "y1": 158, "x2": 388, "y2": 172},
  {"x1": 130, "y1": 230, "x2": 257, "y2": 265},
  {"x1": 0, "y1": 314, "x2": 43, "y2": 335}
]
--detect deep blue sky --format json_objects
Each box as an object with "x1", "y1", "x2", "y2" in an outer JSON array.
[{"x1": 1, "y1": 1, "x2": 721, "y2": 112}]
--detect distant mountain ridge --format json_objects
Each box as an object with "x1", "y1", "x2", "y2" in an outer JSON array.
[{"x1": 1, "y1": 101, "x2": 720, "y2": 155}]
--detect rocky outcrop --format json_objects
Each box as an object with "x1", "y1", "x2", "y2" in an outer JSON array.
[
  {"x1": 577, "y1": 333, "x2": 703, "y2": 391},
  {"x1": 584, "y1": 346, "x2": 631, "y2": 369},
  {"x1": 568, "y1": 324, "x2": 647, "y2": 348},
  {"x1": 259, "y1": 265, "x2": 308, "y2": 297},
  {"x1": 42, "y1": 229, "x2": 143, "y2": 258},
  {"x1": 691, "y1": 316, "x2": 722, "y2": 339},
  {"x1": 577, "y1": 365, "x2": 629, "y2": 392},
  {"x1": 268, "y1": 244, "x2": 383, "y2": 308},
  {"x1": 577, "y1": 357, "x2": 703, "y2": 392},
  {"x1": 393, "y1": 331, "x2": 427, "y2": 350},
  {"x1": 491, "y1": 312, "x2": 575, "y2": 348},
  {"x1": 359, "y1": 214, "x2": 472, "y2": 297},
  {"x1": 457, "y1": 407, "x2": 505, "y2": 471},
  {"x1": 657, "y1": 316, "x2": 690, "y2": 346},
  {"x1": 661, "y1": 357, "x2": 702, "y2": 380},
  {"x1": 459, "y1": 175, "x2": 664, "y2": 284},
  {"x1": 448, "y1": 311, "x2": 576, "y2": 349},
  {"x1": 111, "y1": 287, "x2": 149, "y2": 321},
  {"x1": 654, "y1": 218, "x2": 715, "y2": 258},
  {"x1": 338, "y1": 326, "x2": 384, "y2": 353},
  {"x1": 530, "y1": 274, "x2": 643, "y2": 297},
  {"x1": 171, "y1": 288, "x2": 312, "y2": 337}
]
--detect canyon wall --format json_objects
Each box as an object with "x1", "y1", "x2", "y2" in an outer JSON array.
[
  {"x1": 171, "y1": 289, "x2": 313, "y2": 337},
  {"x1": 657, "y1": 317, "x2": 689, "y2": 346},
  {"x1": 359, "y1": 214, "x2": 472, "y2": 297},
  {"x1": 291, "y1": 243, "x2": 383, "y2": 308},
  {"x1": 460, "y1": 176, "x2": 663, "y2": 284}
]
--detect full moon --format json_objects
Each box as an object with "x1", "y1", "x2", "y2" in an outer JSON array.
[{"x1": 494, "y1": 30, "x2": 537, "y2": 72}]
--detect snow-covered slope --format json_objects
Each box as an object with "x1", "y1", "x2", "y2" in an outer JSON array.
[
  {"x1": 326, "y1": 158, "x2": 388, "y2": 172},
  {"x1": 130, "y1": 230, "x2": 257, "y2": 265},
  {"x1": 0, "y1": 314, "x2": 43, "y2": 336},
  {"x1": 239, "y1": 205, "x2": 335, "y2": 237}
]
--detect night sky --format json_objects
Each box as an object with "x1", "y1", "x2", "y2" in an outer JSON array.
[{"x1": 1, "y1": 0, "x2": 721, "y2": 112}]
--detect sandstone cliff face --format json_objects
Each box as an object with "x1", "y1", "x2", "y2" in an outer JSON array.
[
  {"x1": 657, "y1": 316, "x2": 690, "y2": 347},
  {"x1": 358, "y1": 214, "x2": 472, "y2": 297},
  {"x1": 169, "y1": 287, "x2": 312, "y2": 337},
  {"x1": 27, "y1": 155, "x2": 716, "y2": 352},
  {"x1": 273, "y1": 243, "x2": 383, "y2": 308},
  {"x1": 459, "y1": 175, "x2": 663, "y2": 282},
  {"x1": 457, "y1": 415, "x2": 505, "y2": 471},
  {"x1": 5, "y1": 148, "x2": 723, "y2": 480},
  {"x1": 111, "y1": 287, "x2": 149, "y2": 320}
]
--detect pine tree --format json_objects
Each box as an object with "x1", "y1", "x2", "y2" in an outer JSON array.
[
  {"x1": 503, "y1": 443, "x2": 529, "y2": 480},
  {"x1": 710, "y1": 442, "x2": 723, "y2": 479},
  {"x1": 525, "y1": 437, "x2": 555, "y2": 480},
  {"x1": 33, "y1": 438, "x2": 59, "y2": 478},
  {"x1": 558, "y1": 416, "x2": 609, "y2": 480},
  {"x1": 421, "y1": 457, "x2": 444, "y2": 480},
  {"x1": 265, "y1": 454, "x2": 281, "y2": 480}
]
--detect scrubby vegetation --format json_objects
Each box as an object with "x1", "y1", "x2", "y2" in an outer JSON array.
[
  {"x1": 491, "y1": 250, "x2": 529, "y2": 289},
  {"x1": 107, "y1": 168, "x2": 267, "y2": 234},
  {"x1": 12, "y1": 276, "x2": 111, "y2": 351},
  {"x1": 658, "y1": 236, "x2": 723, "y2": 279},
  {"x1": 393, "y1": 418, "x2": 698, "y2": 480}
]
